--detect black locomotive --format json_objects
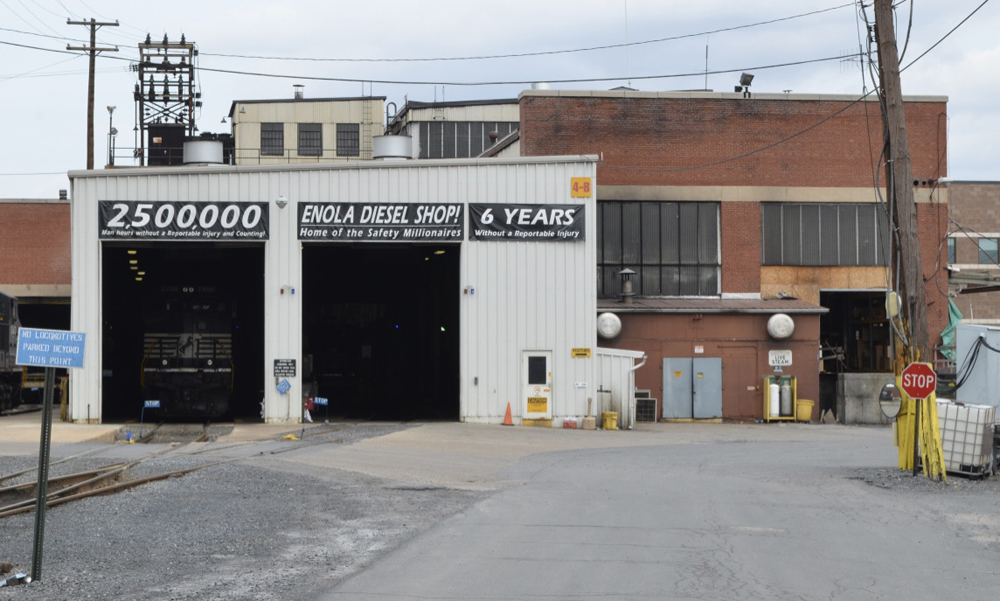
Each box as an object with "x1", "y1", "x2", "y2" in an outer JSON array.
[
  {"x1": 0, "y1": 291, "x2": 23, "y2": 412},
  {"x1": 141, "y1": 285, "x2": 234, "y2": 418}
]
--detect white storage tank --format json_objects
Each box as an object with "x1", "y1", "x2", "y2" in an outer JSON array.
[
  {"x1": 183, "y1": 139, "x2": 224, "y2": 165},
  {"x1": 373, "y1": 135, "x2": 413, "y2": 160}
]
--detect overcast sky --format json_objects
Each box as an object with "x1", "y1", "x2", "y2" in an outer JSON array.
[{"x1": 1, "y1": 0, "x2": 996, "y2": 198}]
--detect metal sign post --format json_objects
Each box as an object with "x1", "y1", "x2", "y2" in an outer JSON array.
[
  {"x1": 15, "y1": 327, "x2": 86, "y2": 583},
  {"x1": 30, "y1": 367, "x2": 55, "y2": 582},
  {"x1": 900, "y1": 362, "x2": 937, "y2": 478},
  {"x1": 314, "y1": 396, "x2": 329, "y2": 424}
]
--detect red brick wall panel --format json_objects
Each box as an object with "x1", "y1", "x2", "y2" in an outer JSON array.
[
  {"x1": 918, "y1": 202, "x2": 950, "y2": 346},
  {"x1": 721, "y1": 202, "x2": 760, "y2": 293},
  {"x1": 0, "y1": 203, "x2": 71, "y2": 285},
  {"x1": 520, "y1": 95, "x2": 947, "y2": 187}
]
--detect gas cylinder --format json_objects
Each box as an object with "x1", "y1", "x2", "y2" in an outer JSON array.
[
  {"x1": 780, "y1": 379, "x2": 793, "y2": 416},
  {"x1": 769, "y1": 381, "x2": 780, "y2": 417}
]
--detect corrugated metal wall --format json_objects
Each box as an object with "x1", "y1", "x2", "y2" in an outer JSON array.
[
  {"x1": 594, "y1": 347, "x2": 646, "y2": 429},
  {"x1": 233, "y1": 98, "x2": 384, "y2": 164},
  {"x1": 70, "y1": 157, "x2": 598, "y2": 424}
]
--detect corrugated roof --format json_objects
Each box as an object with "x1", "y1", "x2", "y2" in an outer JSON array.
[{"x1": 597, "y1": 297, "x2": 828, "y2": 314}]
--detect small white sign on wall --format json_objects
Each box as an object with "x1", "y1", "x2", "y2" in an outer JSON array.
[{"x1": 768, "y1": 350, "x2": 793, "y2": 367}]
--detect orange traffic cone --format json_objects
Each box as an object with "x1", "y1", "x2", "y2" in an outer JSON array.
[{"x1": 502, "y1": 402, "x2": 514, "y2": 426}]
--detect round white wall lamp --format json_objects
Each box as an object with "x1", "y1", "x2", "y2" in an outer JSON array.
[
  {"x1": 597, "y1": 312, "x2": 623, "y2": 340},
  {"x1": 767, "y1": 313, "x2": 795, "y2": 340}
]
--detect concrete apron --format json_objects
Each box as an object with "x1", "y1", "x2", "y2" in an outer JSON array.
[{"x1": 0, "y1": 412, "x2": 881, "y2": 491}]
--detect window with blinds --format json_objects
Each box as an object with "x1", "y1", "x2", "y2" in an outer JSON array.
[
  {"x1": 418, "y1": 122, "x2": 518, "y2": 158},
  {"x1": 761, "y1": 203, "x2": 890, "y2": 266}
]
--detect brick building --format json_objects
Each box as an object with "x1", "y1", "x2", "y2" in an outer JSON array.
[
  {"x1": 0, "y1": 198, "x2": 72, "y2": 329},
  {"x1": 519, "y1": 89, "x2": 949, "y2": 422},
  {"x1": 946, "y1": 182, "x2": 1000, "y2": 325}
]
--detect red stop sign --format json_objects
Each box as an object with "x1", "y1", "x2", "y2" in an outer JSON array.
[{"x1": 900, "y1": 362, "x2": 936, "y2": 399}]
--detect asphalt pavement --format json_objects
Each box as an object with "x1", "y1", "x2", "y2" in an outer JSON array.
[{"x1": 2, "y1": 413, "x2": 998, "y2": 600}]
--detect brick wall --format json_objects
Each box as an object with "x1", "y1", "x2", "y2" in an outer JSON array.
[
  {"x1": 945, "y1": 182, "x2": 1000, "y2": 321},
  {"x1": 520, "y1": 94, "x2": 947, "y2": 187},
  {"x1": 721, "y1": 201, "x2": 760, "y2": 293},
  {"x1": 0, "y1": 203, "x2": 71, "y2": 285},
  {"x1": 520, "y1": 92, "x2": 950, "y2": 345},
  {"x1": 918, "y1": 202, "x2": 950, "y2": 344}
]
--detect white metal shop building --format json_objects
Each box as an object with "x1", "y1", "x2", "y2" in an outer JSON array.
[{"x1": 67, "y1": 156, "x2": 643, "y2": 425}]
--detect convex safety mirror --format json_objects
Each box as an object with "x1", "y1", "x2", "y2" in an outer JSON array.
[{"x1": 879, "y1": 383, "x2": 903, "y2": 419}]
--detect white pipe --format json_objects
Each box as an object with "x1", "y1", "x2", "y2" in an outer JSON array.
[{"x1": 627, "y1": 354, "x2": 648, "y2": 429}]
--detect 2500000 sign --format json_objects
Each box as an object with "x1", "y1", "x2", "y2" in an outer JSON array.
[{"x1": 99, "y1": 201, "x2": 270, "y2": 240}]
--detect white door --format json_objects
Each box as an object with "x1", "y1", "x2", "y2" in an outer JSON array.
[{"x1": 522, "y1": 351, "x2": 552, "y2": 419}]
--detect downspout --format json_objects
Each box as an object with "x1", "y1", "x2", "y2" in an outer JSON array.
[{"x1": 627, "y1": 353, "x2": 648, "y2": 429}]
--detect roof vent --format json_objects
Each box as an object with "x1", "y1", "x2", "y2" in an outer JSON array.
[{"x1": 293, "y1": 84, "x2": 304, "y2": 100}]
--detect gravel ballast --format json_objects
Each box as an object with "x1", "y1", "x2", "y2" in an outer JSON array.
[{"x1": 0, "y1": 425, "x2": 486, "y2": 600}]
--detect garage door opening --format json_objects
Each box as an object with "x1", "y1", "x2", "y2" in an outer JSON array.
[
  {"x1": 101, "y1": 245, "x2": 264, "y2": 422},
  {"x1": 302, "y1": 245, "x2": 459, "y2": 420},
  {"x1": 819, "y1": 290, "x2": 891, "y2": 415}
]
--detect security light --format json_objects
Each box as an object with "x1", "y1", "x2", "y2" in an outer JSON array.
[{"x1": 275, "y1": 196, "x2": 289, "y2": 209}]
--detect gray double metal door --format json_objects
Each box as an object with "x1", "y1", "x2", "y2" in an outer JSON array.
[{"x1": 663, "y1": 357, "x2": 723, "y2": 419}]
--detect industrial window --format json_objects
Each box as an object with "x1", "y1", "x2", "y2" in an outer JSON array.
[
  {"x1": 978, "y1": 238, "x2": 999, "y2": 265},
  {"x1": 761, "y1": 203, "x2": 889, "y2": 266},
  {"x1": 260, "y1": 123, "x2": 283, "y2": 156},
  {"x1": 418, "y1": 121, "x2": 518, "y2": 158},
  {"x1": 336, "y1": 123, "x2": 360, "y2": 157},
  {"x1": 297, "y1": 123, "x2": 322, "y2": 156},
  {"x1": 597, "y1": 201, "x2": 720, "y2": 297},
  {"x1": 948, "y1": 237, "x2": 955, "y2": 264}
]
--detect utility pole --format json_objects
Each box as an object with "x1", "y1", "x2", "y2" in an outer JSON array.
[
  {"x1": 67, "y1": 18, "x2": 118, "y2": 170},
  {"x1": 873, "y1": 0, "x2": 930, "y2": 361}
]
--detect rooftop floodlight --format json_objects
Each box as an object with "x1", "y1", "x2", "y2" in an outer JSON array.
[{"x1": 740, "y1": 72, "x2": 754, "y2": 87}]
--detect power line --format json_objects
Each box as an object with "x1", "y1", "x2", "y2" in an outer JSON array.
[
  {"x1": 193, "y1": 54, "x2": 860, "y2": 87},
  {"x1": 0, "y1": 34, "x2": 860, "y2": 87},
  {"x1": 199, "y1": 3, "x2": 855, "y2": 63},
  {"x1": 12, "y1": 0, "x2": 63, "y2": 37},
  {"x1": 0, "y1": 37, "x2": 79, "y2": 54},
  {"x1": 0, "y1": 24, "x2": 86, "y2": 42},
  {"x1": 0, "y1": 0, "x2": 48, "y2": 36},
  {"x1": 0, "y1": 171, "x2": 67, "y2": 176},
  {"x1": 0, "y1": 53, "x2": 84, "y2": 83},
  {"x1": 600, "y1": 0, "x2": 988, "y2": 175}
]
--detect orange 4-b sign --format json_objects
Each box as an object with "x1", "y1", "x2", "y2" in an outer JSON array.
[{"x1": 900, "y1": 362, "x2": 936, "y2": 399}]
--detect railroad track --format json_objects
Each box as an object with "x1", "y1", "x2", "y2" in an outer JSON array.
[{"x1": 0, "y1": 425, "x2": 342, "y2": 518}]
